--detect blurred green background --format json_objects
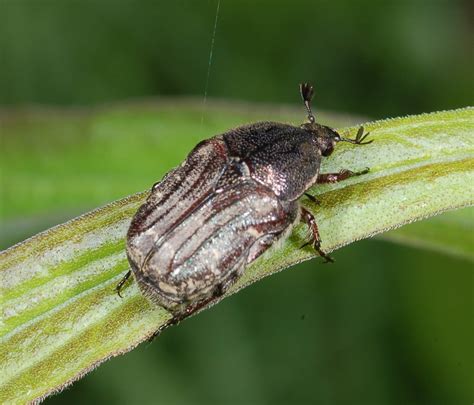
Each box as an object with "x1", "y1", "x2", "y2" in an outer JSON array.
[
  {"x1": 0, "y1": 0, "x2": 472, "y2": 404},
  {"x1": 1, "y1": 0, "x2": 473, "y2": 116}
]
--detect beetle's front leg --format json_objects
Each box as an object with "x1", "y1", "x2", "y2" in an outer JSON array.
[
  {"x1": 300, "y1": 207, "x2": 334, "y2": 263},
  {"x1": 317, "y1": 167, "x2": 369, "y2": 184}
]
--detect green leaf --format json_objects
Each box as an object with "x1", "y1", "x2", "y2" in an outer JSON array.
[
  {"x1": 382, "y1": 207, "x2": 474, "y2": 261},
  {"x1": 1, "y1": 107, "x2": 473, "y2": 403}
]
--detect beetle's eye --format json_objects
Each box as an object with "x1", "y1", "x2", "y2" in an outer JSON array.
[{"x1": 334, "y1": 134, "x2": 341, "y2": 142}]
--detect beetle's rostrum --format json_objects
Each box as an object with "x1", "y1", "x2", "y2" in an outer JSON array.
[{"x1": 117, "y1": 83, "x2": 372, "y2": 321}]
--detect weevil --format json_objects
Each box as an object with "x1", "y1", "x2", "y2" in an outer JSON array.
[{"x1": 117, "y1": 83, "x2": 372, "y2": 325}]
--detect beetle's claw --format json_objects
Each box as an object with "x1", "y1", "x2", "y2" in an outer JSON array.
[
  {"x1": 322, "y1": 254, "x2": 335, "y2": 263},
  {"x1": 317, "y1": 247, "x2": 334, "y2": 263},
  {"x1": 311, "y1": 241, "x2": 334, "y2": 263}
]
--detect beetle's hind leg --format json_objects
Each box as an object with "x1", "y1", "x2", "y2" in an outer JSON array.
[{"x1": 300, "y1": 207, "x2": 334, "y2": 263}]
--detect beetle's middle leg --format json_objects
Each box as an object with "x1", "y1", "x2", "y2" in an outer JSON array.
[
  {"x1": 300, "y1": 207, "x2": 334, "y2": 263},
  {"x1": 317, "y1": 168, "x2": 369, "y2": 184}
]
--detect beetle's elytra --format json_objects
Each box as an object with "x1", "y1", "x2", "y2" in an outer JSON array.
[{"x1": 117, "y1": 83, "x2": 372, "y2": 321}]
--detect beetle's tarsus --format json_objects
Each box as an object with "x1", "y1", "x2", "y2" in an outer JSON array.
[
  {"x1": 312, "y1": 239, "x2": 334, "y2": 263},
  {"x1": 320, "y1": 250, "x2": 335, "y2": 263},
  {"x1": 115, "y1": 270, "x2": 132, "y2": 298},
  {"x1": 300, "y1": 206, "x2": 334, "y2": 262}
]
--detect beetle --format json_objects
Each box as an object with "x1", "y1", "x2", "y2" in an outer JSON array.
[{"x1": 117, "y1": 83, "x2": 372, "y2": 324}]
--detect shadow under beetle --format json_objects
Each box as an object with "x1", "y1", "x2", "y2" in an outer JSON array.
[{"x1": 117, "y1": 83, "x2": 372, "y2": 327}]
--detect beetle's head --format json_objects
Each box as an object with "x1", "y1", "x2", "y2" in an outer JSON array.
[
  {"x1": 301, "y1": 121, "x2": 341, "y2": 157},
  {"x1": 299, "y1": 83, "x2": 372, "y2": 157}
]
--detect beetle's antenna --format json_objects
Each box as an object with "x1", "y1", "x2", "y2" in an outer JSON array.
[
  {"x1": 300, "y1": 83, "x2": 316, "y2": 124},
  {"x1": 340, "y1": 126, "x2": 373, "y2": 145}
]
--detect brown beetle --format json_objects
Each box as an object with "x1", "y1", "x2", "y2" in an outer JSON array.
[{"x1": 117, "y1": 83, "x2": 372, "y2": 323}]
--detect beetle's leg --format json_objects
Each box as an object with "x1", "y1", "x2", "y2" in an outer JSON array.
[
  {"x1": 300, "y1": 207, "x2": 334, "y2": 263},
  {"x1": 115, "y1": 270, "x2": 132, "y2": 298},
  {"x1": 304, "y1": 192, "x2": 321, "y2": 204},
  {"x1": 317, "y1": 168, "x2": 369, "y2": 184}
]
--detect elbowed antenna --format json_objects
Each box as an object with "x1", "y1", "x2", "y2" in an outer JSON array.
[
  {"x1": 340, "y1": 126, "x2": 373, "y2": 145},
  {"x1": 300, "y1": 83, "x2": 316, "y2": 124}
]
